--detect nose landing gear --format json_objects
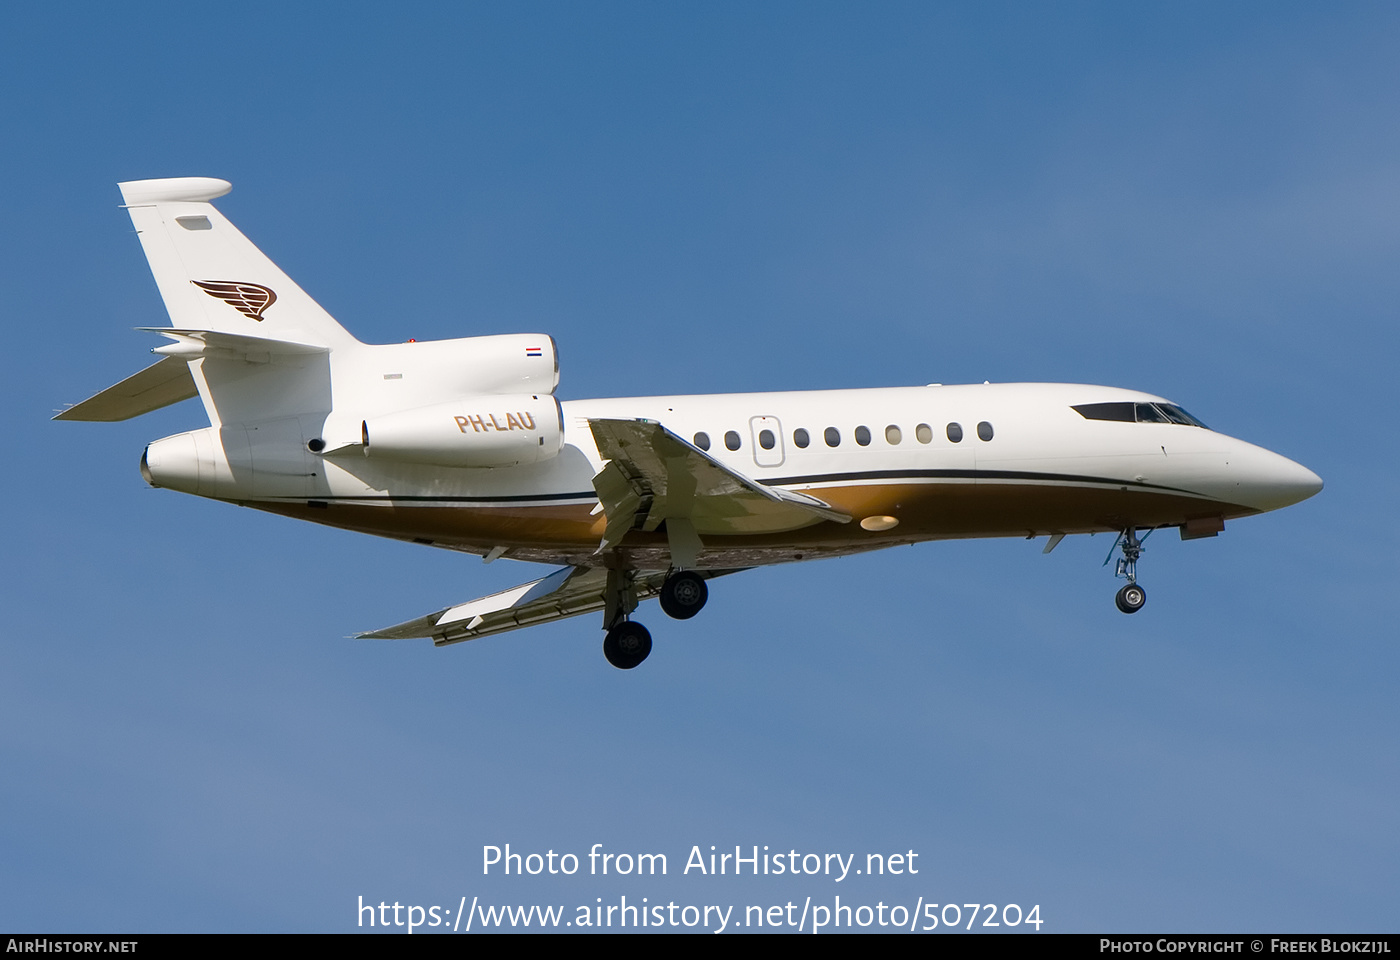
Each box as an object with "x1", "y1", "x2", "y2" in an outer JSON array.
[{"x1": 1108, "y1": 527, "x2": 1150, "y2": 614}]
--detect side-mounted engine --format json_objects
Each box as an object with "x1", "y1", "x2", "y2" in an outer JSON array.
[
  {"x1": 343, "y1": 334, "x2": 560, "y2": 408},
  {"x1": 336, "y1": 333, "x2": 565, "y2": 468},
  {"x1": 360, "y1": 393, "x2": 564, "y2": 468}
]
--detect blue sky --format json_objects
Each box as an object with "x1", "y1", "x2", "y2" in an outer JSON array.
[{"x1": 2, "y1": 1, "x2": 1396, "y2": 932}]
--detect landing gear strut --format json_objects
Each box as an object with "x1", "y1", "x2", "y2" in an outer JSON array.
[
  {"x1": 660, "y1": 570, "x2": 707, "y2": 620},
  {"x1": 600, "y1": 567, "x2": 651, "y2": 669},
  {"x1": 1110, "y1": 527, "x2": 1148, "y2": 614}
]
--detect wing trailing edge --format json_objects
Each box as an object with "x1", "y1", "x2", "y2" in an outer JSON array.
[{"x1": 357, "y1": 566, "x2": 738, "y2": 645}]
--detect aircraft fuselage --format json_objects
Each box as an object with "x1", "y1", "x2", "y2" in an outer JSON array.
[{"x1": 143, "y1": 381, "x2": 1321, "y2": 572}]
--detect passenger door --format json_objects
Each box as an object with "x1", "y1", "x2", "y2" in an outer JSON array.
[{"x1": 749, "y1": 416, "x2": 784, "y2": 467}]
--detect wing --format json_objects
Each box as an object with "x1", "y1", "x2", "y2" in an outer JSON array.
[
  {"x1": 356, "y1": 566, "x2": 737, "y2": 646},
  {"x1": 588, "y1": 418, "x2": 849, "y2": 553}
]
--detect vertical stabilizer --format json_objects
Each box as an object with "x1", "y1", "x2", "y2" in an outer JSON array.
[
  {"x1": 118, "y1": 178, "x2": 353, "y2": 427},
  {"x1": 118, "y1": 178, "x2": 359, "y2": 350}
]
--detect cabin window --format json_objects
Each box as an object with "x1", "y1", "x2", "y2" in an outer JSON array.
[
  {"x1": 725, "y1": 430, "x2": 741, "y2": 451},
  {"x1": 693, "y1": 432, "x2": 710, "y2": 451},
  {"x1": 946, "y1": 422, "x2": 963, "y2": 443},
  {"x1": 855, "y1": 425, "x2": 871, "y2": 446},
  {"x1": 977, "y1": 421, "x2": 994, "y2": 441},
  {"x1": 793, "y1": 428, "x2": 810, "y2": 448},
  {"x1": 824, "y1": 427, "x2": 841, "y2": 447},
  {"x1": 759, "y1": 429, "x2": 776, "y2": 450},
  {"x1": 915, "y1": 423, "x2": 933, "y2": 444},
  {"x1": 885, "y1": 424, "x2": 902, "y2": 444}
]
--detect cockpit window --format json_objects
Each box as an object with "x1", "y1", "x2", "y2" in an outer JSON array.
[
  {"x1": 1156, "y1": 403, "x2": 1209, "y2": 428},
  {"x1": 1134, "y1": 402, "x2": 1171, "y2": 424},
  {"x1": 1072, "y1": 401, "x2": 1209, "y2": 429},
  {"x1": 1071, "y1": 402, "x2": 1134, "y2": 422}
]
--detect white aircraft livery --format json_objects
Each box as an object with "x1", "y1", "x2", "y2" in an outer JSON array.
[{"x1": 59, "y1": 177, "x2": 1323, "y2": 668}]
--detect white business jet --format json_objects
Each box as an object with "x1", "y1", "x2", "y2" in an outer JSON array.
[{"x1": 58, "y1": 178, "x2": 1323, "y2": 668}]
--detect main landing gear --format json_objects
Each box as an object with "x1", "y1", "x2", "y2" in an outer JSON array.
[
  {"x1": 601, "y1": 569, "x2": 710, "y2": 669},
  {"x1": 1109, "y1": 527, "x2": 1149, "y2": 614},
  {"x1": 603, "y1": 620, "x2": 652, "y2": 670},
  {"x1": 659, "y1": 570, "x2": 708, "y2": 620}
]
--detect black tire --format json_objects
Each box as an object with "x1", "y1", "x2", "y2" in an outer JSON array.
[
  {"x1": 1115, "y1": 583, "x2": 1147, "y2": 614},
  {"x1": 659, "y1": 571, "x2": 708, "y2": 620},
  {"x1": 603, "y1": 621, "x2": 652, "y2": 669}
]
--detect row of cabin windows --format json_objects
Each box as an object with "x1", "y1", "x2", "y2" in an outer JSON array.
[{"x1": 692, "y1": 421, "x2": 994, "y2": 453}]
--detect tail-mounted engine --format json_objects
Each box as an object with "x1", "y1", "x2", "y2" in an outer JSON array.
[{"x1": 360, "y1": 394, "x2": 564, "y2": 468}]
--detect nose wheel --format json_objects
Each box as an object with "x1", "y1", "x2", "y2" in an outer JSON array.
[
  {"x1": 1115, "y1": 583, "x2": 1146, "y2": 614},
  {"x1": 1107, "y1": 527, "x2": 1150, "y2": 614}
]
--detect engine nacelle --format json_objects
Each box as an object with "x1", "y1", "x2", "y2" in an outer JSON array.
[
  {"x1": 361, "y1": 394, "x2": 564, "y2": 468},
  {"x1": 346, "y1": 334, "x2": 561, "y2": 418},
  {"x1": 141, "y1": 419, "x2": 316, "y2": 498}
]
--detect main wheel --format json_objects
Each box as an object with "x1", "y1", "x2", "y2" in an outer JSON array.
[
  {"x1": 603, "y1": 621, "x2": 653, "y2": 669},
  {"x1": 659, "y1": 571, "x2": 708, "y2": 620},
  {"x1": 1115, "y1": 583, "x2": 1147, "y2": 614}
]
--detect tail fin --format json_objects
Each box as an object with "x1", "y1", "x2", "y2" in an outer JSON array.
[
  {"x1": 118, "y1": 178, "x2": 359, "y2": 350},
  {"x1": 116, "y1": 178, "x2": 355, "y2": 427}
]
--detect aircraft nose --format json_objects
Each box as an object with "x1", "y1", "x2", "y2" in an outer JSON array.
[{"x1": 1233, "y1": 446, "x2": 1323, "y2": 512}]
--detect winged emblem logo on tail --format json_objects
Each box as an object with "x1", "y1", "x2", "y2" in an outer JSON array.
[{"x1": 192, "y1": 280, "x2": 277, "y2": 321}]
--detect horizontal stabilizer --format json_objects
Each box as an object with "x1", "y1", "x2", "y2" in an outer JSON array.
[
  {"x1": 53, "y1": 356, "x2": 197, "y2": 421},
  {"x1": 138, "y1": 327, "x2": 330, "y2": 362},
  {"x1": 358, "y1": 566, "x2": 736, "y2": 645}
]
